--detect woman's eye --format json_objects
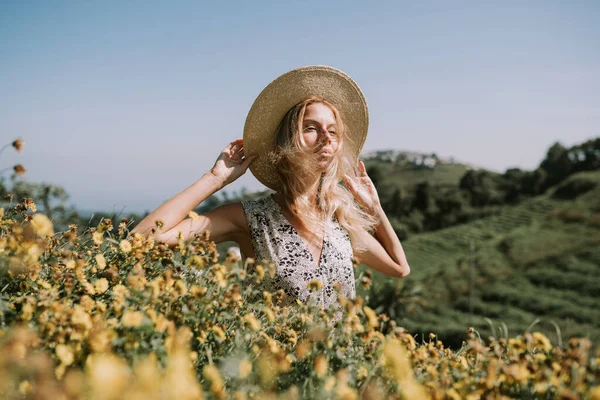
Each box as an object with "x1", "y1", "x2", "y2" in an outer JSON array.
[
  {"x1": 329, "y1": 131, "x2": 337, "y2": 135},
  {"x1": 303, "y1": 126, "x2": 316, "y2": 132}
]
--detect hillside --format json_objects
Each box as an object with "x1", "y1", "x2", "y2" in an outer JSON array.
[
  {"x1": 364, "y1": 170, "x2": 600, "y2": 348},
  {"x1": 363, "y1": 149, "x2": 473, "y2": 189}
]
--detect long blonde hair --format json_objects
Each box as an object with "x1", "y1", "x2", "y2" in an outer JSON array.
[{"x1": 270, "y1": 96, "x2": 377, "y2": 250}]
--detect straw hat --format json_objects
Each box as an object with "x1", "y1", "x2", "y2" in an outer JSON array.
[{"x1": 243, "y1": 65, "x2": 369, "y2": 190}]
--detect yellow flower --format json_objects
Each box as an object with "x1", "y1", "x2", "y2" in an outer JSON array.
[
  {"x1": 21, "y1": 303, "x2": 34, "y2": 321},
  {"x1": 12, "y1": 138, "x2": 24, "y2": 152},
  {"x1": 197, "y1": 331, "x2": 209, "y2": 345},
  {"x1": 80, "y1": 295, "x2": 95, "y2": 313},
  {"x1": 83, "y1": 282, "x2": 96, "y2": 295},
  {"x1": 155, "y1": 314, "x2": 171, "y2": 333},
  {"x1": 446, "y1": 388, "x2": 462, "y2": 400},
  {"x1": 95, "y1": 254, "x2": 107, "y2": 270},
  {"x1": 504, "y1": 363, "x2": 530, "y2": 384},
  {"x1": 13, "y1": 164, "x2": 26, "y2": 176},
  {"x1": 256, "y1": 352, "x2": 277, "y2": 388},
  {"x1": 211, "y1": 326, "x2": 226, "y2": 342},
  {"x1": 363, "y1": 306, "x2": 379, "y2": 328},
  {"x1": 85, "y1": 353, "x2": 130, "y2": 398},
  {"x1": 336, "y1": 383, "x2": 358, "y2": 400},
  {"x1": 95, "y1": 278, "x2": 109, "y2": 294},
  {"x1": 508, "y1": 337, "x2": 527, "y2": 355},
  {"x1": 30, "y1": 213, "x2": 53, "y2": 237},
  {"x1": 324, "y1": 376, "x2": 336, "y2": 393},
  {"x1": 307, "y1": 279, "x2": 324, "y2": 292},
  {"x1": 295, "y1": 340, "x2": 312, "y2": 360},
  {"x1": 96, "y1": 300, "x2": 107, "y2": 314},
  {"x1": 190, "y1": 285, "x2": 207, "y2": 298},
  {"x1": 175, "y1": 280, "x2": 187, "y2": 296},
  {"x1": 92, "y1": 232, "x2": 104, "y2": 245},
  {"x1": 532, "y1": 332, "x2": 552, "y2": 352},
  {"x1": 56, "y1": 344, "x2": 75, "y2": 366},
  {"x1": 112, "y1": 284, "x2": 128, "y2": 297},
  {"x1": 263, "y1": 307, "x2": 275, "y2": 322},
  {"x1": 381, "y1": 338, "x2": 428, "y2": 400},
  {"x1": 233, "y1": 391, "x2": 247, "y2": 400},
  {"x1": 189, "y1": 255, "x2": 205, "y2": 269},
  {"x1": 119, "y1": 240, "x2": 132, "y2": 253},
  {"x1": 22, "y1": 198, "x2": 36, "y2": 212},
  {"x1": 239, "y1": 358, "x2": 252, "y2": 379},
  {"x1": 203, "y1": 364, "x2": 224, "y2": 396},
  {"x1": 214, "y1": 269, "x2": 227, "y2": 288},
  {"x1": 357, "y1": 366, "x2": 368, "y2": 380},
  {"x1": 243, "y1": 313, "x2": 261, "y2": 331},
  {"x1": 314, "y1": 355, "x2": 328, "y2": 378},
  {"x1": 188, "y1": 210, "x2": 202, "y2": 220},
  {"x1": 255, "y1": 265, "x2": 265, "y2": 280},
  {"x1": 18, "y1": 380, "x2": 32, "y2": 395},
  {"x1": 122, "y1": 311, "x2": 144, "y2": 328},
  {"x1": 71, "y1": 306, "x2": 93, "y2": 331},
  {"x1": 88, "y1": 326, "x2": 116, "y2": 353}
]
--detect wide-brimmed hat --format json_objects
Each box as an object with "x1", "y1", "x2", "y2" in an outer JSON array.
[{"x1": 243, "y1": 65, "x2": 369, "y2": 190}]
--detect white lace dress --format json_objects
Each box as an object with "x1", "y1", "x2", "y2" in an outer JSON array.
[{"x1": 241, "y1": 194, "x2": 356, "y2": 309}]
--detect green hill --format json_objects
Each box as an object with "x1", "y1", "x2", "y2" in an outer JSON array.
[
  {"x1": 365, "y1": 170, "x2": 600, "y2": 348},
  {"x1": 362, "y1": 150, "x2": 472, "y2": 191}
]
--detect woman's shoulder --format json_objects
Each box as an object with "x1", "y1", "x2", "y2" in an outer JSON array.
[
  {"x1": 241, "y1": 194, "x2": 273, "y2": 207},
  {"x1": 240, "y1": 194, "x2": 278, "y2": 229}
]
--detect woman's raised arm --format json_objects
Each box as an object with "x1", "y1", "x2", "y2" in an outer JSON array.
[
  {"x1": 343, "y1": 161, "x2": 410, "y2": 278},
  {"x1": 130, "y1": 139, "x2": 257, "y2": 246}
]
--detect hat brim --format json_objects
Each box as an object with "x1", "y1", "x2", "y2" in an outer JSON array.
[{"x1": 243, "y1": 65, "x2": 369, "y2": 190}]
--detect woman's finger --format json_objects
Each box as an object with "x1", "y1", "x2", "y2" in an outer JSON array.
[
  {"x1": 359, "y1": 161, "x2": 368, "y2": 176},
  {"x1": 241, "y1": 154, "x2": 258, "y2": 170},
  {"x1": 343, "y1": 175, "x2": 357, "y2": 191}
]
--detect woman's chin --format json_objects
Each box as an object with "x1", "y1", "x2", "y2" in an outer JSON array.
[{"x1": 316, "y1": 159, "x2": 334, "y2": 172}]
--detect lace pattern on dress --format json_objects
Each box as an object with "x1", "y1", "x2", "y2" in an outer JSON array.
[{"x1": 241, "y1": 194, "x2": 356, "y2": 309}]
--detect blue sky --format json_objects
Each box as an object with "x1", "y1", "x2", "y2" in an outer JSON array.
[{"x1": 1, "y1": 1, "x2": 599, "y2": 213}]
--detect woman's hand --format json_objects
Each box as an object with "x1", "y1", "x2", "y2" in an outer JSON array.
[
  {"x1": 343, "y1": 160, "x2": 381, "y2": 215},
  {"x1": 209, "y1": 139, "x2": 257, "y2": 187}
]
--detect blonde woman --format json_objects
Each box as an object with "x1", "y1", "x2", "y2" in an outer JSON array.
[{"x1": 132, "y1": 66, "x2": 410, "y2": 308}]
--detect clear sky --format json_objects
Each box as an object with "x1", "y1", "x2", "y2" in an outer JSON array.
[{"x1": 1, "y1": 1, "x2": 599, "y2": 213}]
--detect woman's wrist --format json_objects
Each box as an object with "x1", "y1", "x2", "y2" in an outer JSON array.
[
  {"x1": 204, "y1": 170, "x2": 227, "y2": 190},
  {"x1": 371, "y1": 203, "x2": 386, "y2": 228}
]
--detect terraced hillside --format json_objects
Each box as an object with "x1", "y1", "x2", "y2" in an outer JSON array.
[{"x1": 365, "y1": 170, "x2": 600, "y2": 348}]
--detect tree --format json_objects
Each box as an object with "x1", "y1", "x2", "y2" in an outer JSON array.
[
  {"x1": 459, "y1": 169, "x2": 502, "y2": 207},
  {"x1": 366, "y1": 164, "x2": 385, "y2": 190},
  {"x1": 540, "y1": 142, "x2": 572, "y2": 188},
  {"x1": 6, "y1": 179, "x2": 80, "y2": 230}
]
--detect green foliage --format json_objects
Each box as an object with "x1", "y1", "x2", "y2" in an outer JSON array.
[
  {"x1": 370, "y1": 169, "x2": 600, "y2": 348},
  {"x1": 551, "y1": 175, "x2": 598, "y2": 200}
]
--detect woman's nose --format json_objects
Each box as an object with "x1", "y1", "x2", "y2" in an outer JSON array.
[{"x1": 320, "y1": 128, "x2": 334, "y2": 142}]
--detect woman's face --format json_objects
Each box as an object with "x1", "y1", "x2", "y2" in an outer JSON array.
[{"x1": 301, "y1": 102, "x2": 340, "y2": 170}]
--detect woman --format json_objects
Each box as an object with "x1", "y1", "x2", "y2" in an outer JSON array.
[{"x1": 131, "y1": 66, "x2": 410, "y2": 308}]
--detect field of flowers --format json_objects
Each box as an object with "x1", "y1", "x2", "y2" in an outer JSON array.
[{"x1": 1, "y1": 196, "x2": 599, "y2": 399}]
